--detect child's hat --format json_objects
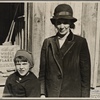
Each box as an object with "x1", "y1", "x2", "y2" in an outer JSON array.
[{"x1": 14, "y1": 49, "x2": 34, "y2": 67}]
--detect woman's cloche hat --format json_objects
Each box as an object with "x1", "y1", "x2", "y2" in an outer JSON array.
[{"x1": 50, "y1": 4, "x2": 77, "y2": 25}]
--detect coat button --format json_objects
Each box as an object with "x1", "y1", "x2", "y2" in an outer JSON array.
[{"x1": 58, "y1": 75, "x2": 62, "y2": 79}]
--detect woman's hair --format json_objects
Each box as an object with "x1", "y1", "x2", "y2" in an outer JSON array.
[{"x1": 70, "y1": 22, "x2": 75, "y2": 29}]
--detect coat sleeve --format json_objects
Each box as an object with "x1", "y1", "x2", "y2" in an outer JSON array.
[
  {"x1": 80, "y1": 38, "x2": 91, "y2": 97},
  {"x1": 27, "y1": 78, "x2": 41, "y2": 97},
  {"x1": 39, "y1": 39, "x2": 48, "y2": 96},
  {"x1": 2, "y1": 78, "x2": 12, "y2": 97}
]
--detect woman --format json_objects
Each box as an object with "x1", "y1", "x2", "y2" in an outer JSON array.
[{"x1": 39, "y1": 4, "x2": 91, "y2": 97}]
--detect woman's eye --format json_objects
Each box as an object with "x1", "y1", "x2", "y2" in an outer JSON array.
[
  {"x1": 63, "y1": 22, "x2": 69, "y2": 24},
  {"x1": 56, "y1": 21, "x2": 61, "y2": 25}
]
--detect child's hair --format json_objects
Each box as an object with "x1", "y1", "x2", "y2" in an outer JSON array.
[
  {"x1": 14, "y1": 49, "x2": 34, "y2": 68},
  {"x1": 14, "y1": 56, "x2": 28, "y2": 63},
  {"x1": 14, "y1": 56, "x2": 32, "y2": 69}
]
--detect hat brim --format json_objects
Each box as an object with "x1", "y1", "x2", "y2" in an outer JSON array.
[{"x1": 50, "y1": 16, "x2": 77, "y2": 25}]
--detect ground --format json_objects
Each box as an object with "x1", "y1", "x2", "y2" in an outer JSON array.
[
  {"x1": 90, "y1": 87, "x2": 100, "y2": 98},
  {"x1": 0, "y1": 87, "x2": 100, "y2": 98}
]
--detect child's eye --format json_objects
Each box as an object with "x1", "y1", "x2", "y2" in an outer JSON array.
[{"x1": 22, "y1": 63, "x2": 28, "y2": 65}]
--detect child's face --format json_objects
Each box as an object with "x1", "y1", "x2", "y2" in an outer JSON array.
[{"x1": 15, "y1": 61, "x2": 30, "y2": 76}]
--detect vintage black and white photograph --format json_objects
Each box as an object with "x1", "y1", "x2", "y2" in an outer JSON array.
[{"x1": 0, "y1": 1, "x2": 99, "y2": 99}]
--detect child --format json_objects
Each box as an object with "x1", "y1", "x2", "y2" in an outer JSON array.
[{"x1": 3, "y1": 49, "x2": 40, "y2": 97}]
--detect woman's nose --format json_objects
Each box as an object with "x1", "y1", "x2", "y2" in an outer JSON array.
[{"x1": 60, "y1": 23, "x2": 64, "y2": 28}]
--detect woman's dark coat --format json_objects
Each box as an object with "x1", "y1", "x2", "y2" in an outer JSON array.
[{"x1": 39, "y1": 30, "x2": 91, "y2": 97}]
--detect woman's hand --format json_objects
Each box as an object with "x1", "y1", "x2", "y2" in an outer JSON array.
[{"x1": 41, "y1": 95, "x2": 46, "y2": 98}]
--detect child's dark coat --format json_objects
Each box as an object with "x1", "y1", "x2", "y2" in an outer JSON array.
[{"x1": 3, "y1": 71, "x2": 40, "y2": 97}]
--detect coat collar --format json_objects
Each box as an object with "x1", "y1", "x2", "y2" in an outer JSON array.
[
  {"x1": 55, "y1": 29, "x2": 74, "y2": 42},
  {"x1": 49, "y1": 30, "x2": 75, "y2": 74},
  {"x1": 15, "y1": 71, "x2": 32, "y2": 83},
  {"x1": 53, "y1": 30, "x2": 75, "y2": 55}
]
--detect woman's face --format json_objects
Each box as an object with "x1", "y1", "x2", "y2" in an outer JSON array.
[
  {"x1": 55, "y1": 19, "x2": 70, "y2": 35},
  {"x1": 15, "y1": 61, "x2": 30, "y2": 76}
]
